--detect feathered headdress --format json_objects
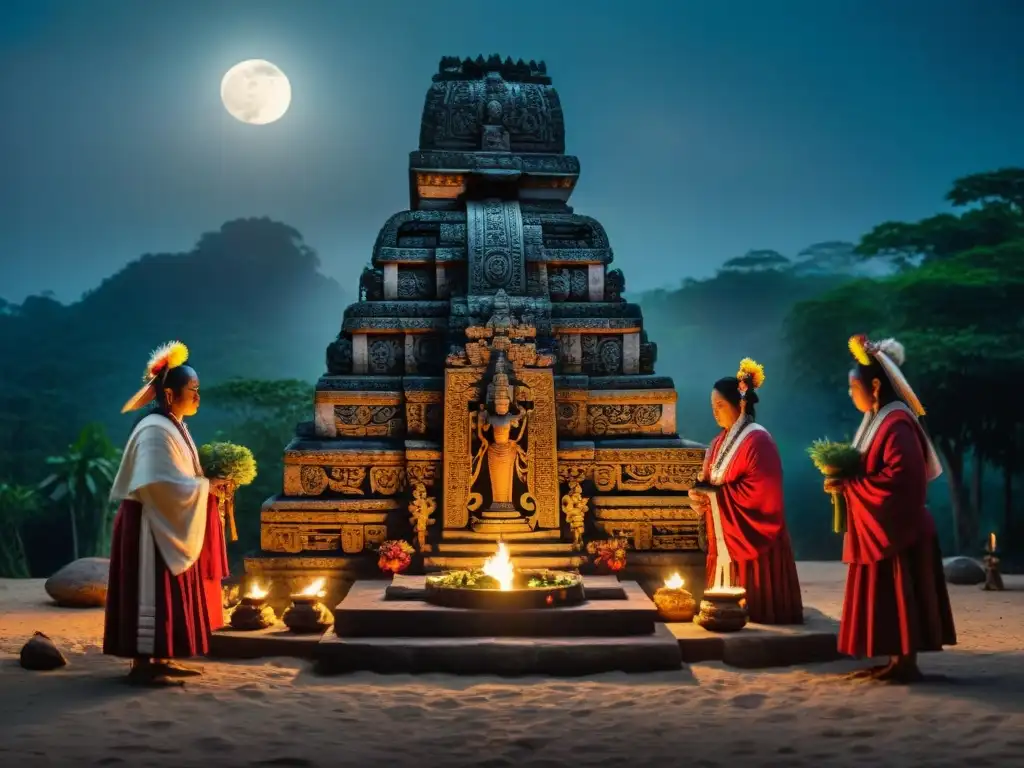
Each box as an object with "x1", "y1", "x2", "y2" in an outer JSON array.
[
  {"x1": 121, "y1": 341, "x2": 189, "y2": 413},
  {"x1": 848, "y1": 335, "x2": 920, "y2": 414},
  {"x1": 848, "y1": 334, "x2": 941, "y2": 480},
  {"x1": 735, "y1": 357, "x2": 765, "y2": 412}
]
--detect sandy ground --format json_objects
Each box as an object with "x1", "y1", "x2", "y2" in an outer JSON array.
[{"x1": 1, "y1": 562, "x2": 1022, "y2": 768}]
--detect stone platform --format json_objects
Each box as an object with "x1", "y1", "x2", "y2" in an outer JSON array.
[
  {"x1": 334, "y1": 579, "x2": 654, "y2": 637},
  {"x1": 209, "y1": 575, "x2": 841, "y2": 673},
  {"x1": 313, "y1": 625, "x2": 682, "y2": 675}
]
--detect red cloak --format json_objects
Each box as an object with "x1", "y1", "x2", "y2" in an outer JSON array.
[
  {"x1": 837, "y1": 408, "x2": 956, "y2": 657},
  {"x1": 703, "y1": 427, "x2": 804, "y2": 624},
  {"x1": 199, "y1": 495, "x2": 230, "y2": 631}
]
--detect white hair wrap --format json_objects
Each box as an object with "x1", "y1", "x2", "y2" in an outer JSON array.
[{"x1": 868, "y1": 339, "x2": 943, "y2": 481}]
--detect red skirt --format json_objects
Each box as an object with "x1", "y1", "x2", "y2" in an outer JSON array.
[
  {"x1": 706, "y1": 529, "x2": 804, "y2": 624},
  {"x1": 199, "y1": 496, "x2": 229, "y2": 631},
  {"x1": 103, "y1": 500, "x2": 211, "y2": 659},
  {"x1": 839, "y1": 533, "x2": 957, "y2": 658}
]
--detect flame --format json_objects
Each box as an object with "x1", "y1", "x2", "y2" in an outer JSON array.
[
  {"x1": 482, "y1": 541, "x2": 515, "y2": 591},
  {"x1": 706, "y1": 586, "x2": 746, "y2": 597},
  {"x1": 664, "y1": 572, "x2": 685, "y2": 590},
  {"x1": 298, "y1": 577, "x2": 326, "y2": 598},
  {"x1": 245, "y1": 581, "x2": 269, "y2": 599},
  {"x1": 990, "y1": 532, "x2": 997, "y2": 551}
]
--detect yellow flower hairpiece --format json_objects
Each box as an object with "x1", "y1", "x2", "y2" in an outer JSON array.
[
  {"x1": 736, "y1": 357, "x2": 765, "y2": 389},
  {"x1": 848, "y1": 335, "x2": 872, "y2": 366},
  {"x1": 144, "y1": 340, "x2": 189, "y2": 382}
]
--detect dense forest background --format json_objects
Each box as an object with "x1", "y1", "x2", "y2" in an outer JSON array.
[{"x1": 1, "y1": 169, "x2": 1021, "y2": 577}]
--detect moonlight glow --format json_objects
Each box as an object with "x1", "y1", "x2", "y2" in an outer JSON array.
[{"x1": 220, "y1": 59, "x2": 291, "y2": 125}]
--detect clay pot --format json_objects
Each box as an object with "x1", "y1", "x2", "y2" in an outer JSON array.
[
  {"x1": 229, "y1": 597, "x2": 277, "y2": 631},
  {"x1": 694, "y1": 590, "x2": 748, "y2": 632},
  {"x1": 653, "y1": 587, "x2": 697, "y2": 622},
  {"x1": 282, "y1": 597, "x2": 334, "y2": 634}
]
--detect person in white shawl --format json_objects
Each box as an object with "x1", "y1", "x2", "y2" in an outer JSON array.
[{"x1": 103, "y1": 341, "x2": 231, "y2": 686}]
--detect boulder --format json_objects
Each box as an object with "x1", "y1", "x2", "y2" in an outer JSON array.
[
  {"x1": 943, "y1": 556, "x2": 985, "y2": 585},
  {"x1": 20, "y1": 632, "x2": 68, "y2": 670},
  {"x1": 44, "y1": 557, "x2": 110, "y2": 607}
]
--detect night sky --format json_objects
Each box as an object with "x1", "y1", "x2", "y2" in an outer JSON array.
[{"x1": 1, "y1": 0, "x2": 1022, "y2": 304}]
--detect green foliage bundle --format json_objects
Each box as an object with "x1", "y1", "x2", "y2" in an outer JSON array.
[
  {"x1": 808, "y1": 439, "x2": 862, "y2": 534},
  {"x1": 199, "y1": 442, "x2": 257, "y2": 486},
  {"x1": 807, "y1": 439, "x2": 861, "y2": 477}
]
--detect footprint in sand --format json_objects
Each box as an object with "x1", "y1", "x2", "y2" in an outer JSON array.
[
  {"x1": 382, "y1": 704, "x2": 424, "y2": 719},
  {"x1": 730, "y1": 739, "x2": 757, "y2": 756},
  {"x1": 255, "y1": 759, "x2": 314, "y2": 767},
  {"x1": 431, "y1": 698, "x2": 463, "y2": 710},
  {"x1": 236, "y1": 684, "x2": 267, "y2": 699},
  {"x1": 730, "y1": 693, "x2": 767, "y2": 710},
  {"x1": 509, "y1": 736, "x2": 549, "y2": 751},
  {"x1": 94, "y1": 759, "x2": 124, "y2": 766},
  {"x1": 195, "y1": 735, "x2": 232, "y2": 753},
  {"x1": 822, "y1": 706, "x2": 856, "y2": 720},
  {"x1": 762, "y1": 711, "x2": 798, "y2": 723}
]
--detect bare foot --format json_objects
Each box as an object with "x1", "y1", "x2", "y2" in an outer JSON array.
[
  {"x1": 844, "y1": 663, "x2": 892, "y2": 680},
  {"x1": 155, "y1": 661, "x2": 203, "y2": 678},
  {"x1": 876, "y1": 663, "x2": 924, "y2": 685},
  {"x1": 125, "y1": 665, "x2": 184, "y2": 687}
]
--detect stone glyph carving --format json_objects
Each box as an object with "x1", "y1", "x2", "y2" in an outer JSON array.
[
  {"x1": 408, "y1": 482, "x2": 437, "y2": 550},
  {"x1": 561, "y1": 480, "x2": 589, "y2": 551}
]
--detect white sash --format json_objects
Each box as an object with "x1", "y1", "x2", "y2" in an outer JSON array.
[
  {"x1": 707, "y1": 420, "x2": 768, "y2": 589},
  {"x1": 852, "y1": 401, "x2": 942, "y2": 481}
]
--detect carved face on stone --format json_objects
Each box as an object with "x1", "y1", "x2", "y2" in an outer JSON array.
[{"x1": 490, "y1": 372, "x2": 512, "y2": 416}]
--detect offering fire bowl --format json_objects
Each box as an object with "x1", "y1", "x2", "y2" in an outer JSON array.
[
  {"x1": 229, "y1": 582, "x2": 277, "y2": 631},
  {"x1": 282, "y1": 578, "x2": 334, "y2": 634},
  {"x1": 424, "y1": 542, "x2": 585, "y2": 610}
]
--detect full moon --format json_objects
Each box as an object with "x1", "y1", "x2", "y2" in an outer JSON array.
[{"x1": 220, "y1": 59, "x2": 291, "y2": 125}]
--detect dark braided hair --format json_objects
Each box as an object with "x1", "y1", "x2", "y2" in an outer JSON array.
[
  {"x1": 850, "y1": 360, "x2": 898, "y2": 407},
  {"x1": 132, "y1": 364, "x2": 197, "y2": 427},
  {"x1": 713, "y1": 376, "x2": 759, "y2": 422}
]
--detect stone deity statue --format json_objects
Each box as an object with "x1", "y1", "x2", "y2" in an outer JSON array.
[{"x1": 467, "y1": 355, "x2": 532, "y2": 514}]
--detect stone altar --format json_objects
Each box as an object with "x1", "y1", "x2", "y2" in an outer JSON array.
[{"x1": 244, "y1": 54, "x2": 707, "y2": 611}]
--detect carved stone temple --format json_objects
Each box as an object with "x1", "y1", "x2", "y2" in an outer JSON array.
[{"x1": 245, "y1": 55, "x2": 707, "y2": 606}]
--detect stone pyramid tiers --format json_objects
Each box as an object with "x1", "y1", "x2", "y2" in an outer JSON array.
[{"x1": 244, "y1": 55, "x2": 707, "y2": 612}]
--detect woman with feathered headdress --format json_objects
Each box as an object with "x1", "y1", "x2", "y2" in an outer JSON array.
[
  {"x1": 103, "y1": 342, "x2": 231, "y2": 686},
  {"x1": 827, "y1": 335, "x2": 956, "y2": 682},
  {"x1": 687, "y1": 358, "x2": 804, "y2": 624}
]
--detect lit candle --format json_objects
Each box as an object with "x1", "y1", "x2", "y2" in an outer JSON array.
[
  {"x1": 990, "y1": 532, "x2": 997, "y2": 552},
  {"x1": 664, "y1": 572, "x2": 684, "y2": 590}
]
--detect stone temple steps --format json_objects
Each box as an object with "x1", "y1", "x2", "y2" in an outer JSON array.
[
  {"x1": 439, "y1": 541, "x2": 573, "y2": 553},
  {"x1": 425, "y1": 526, "x2": 582, "y2": 570}
]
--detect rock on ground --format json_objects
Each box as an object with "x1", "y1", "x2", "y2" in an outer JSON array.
[
  {"x1": 19, "y1": 631, "x2": 67, "y2": 670},
  {"x1": 943, "y1": 555, "x2": 986, "y2": 585},
  {"x1": 44, "y1": 557, "x2": 110, "y2": 608}
]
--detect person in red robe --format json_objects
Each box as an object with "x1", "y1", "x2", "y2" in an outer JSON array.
[
  {"x1": 688, "y1": 358, "x2": 804, "y2": 624},
  {"x1": 826, "y1": 335, "x2": 956, "y2": 683},
  {"x1": 104, "y1": 341, "x2": 231, "y2": 686}
]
